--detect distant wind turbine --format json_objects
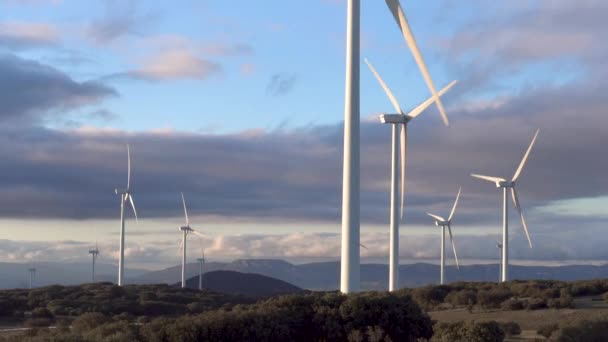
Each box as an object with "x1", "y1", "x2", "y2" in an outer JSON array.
[
  {"x1": 89, "y1": 243, "x2": 100, "y2": 283},
  {"x1": 178, "y1": 193, "x2": 205, "y2": 289},
  {"x1": 197, "y1": 249, "x2": 205, "y2": 291},
  {"x1": 427, "y1": 187, "x2": 461, "y2": 285},
  {"x1": 28, "y1": 267, "x2": 36, "y2": 289},
  {"x1": 471, "y1": 129, "x2": 540, "y2": 282},
  {"x1": 365, "y1": 58, "x2": 456, "y2": 292},
  {"x1": 496, "y1": 241, "x2": 502, "y2": 282},
  {"x1": 114, "y1": 144, "x2": 138, "y2": 286}
]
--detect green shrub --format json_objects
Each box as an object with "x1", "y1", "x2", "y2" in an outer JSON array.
[
  {"x1": 431, "y1": 320, "x2": 505, "y2": 342},
  {"x1": 537, "y1": 323, "x2": 558, "y2": 339},
  {"x1": 554, "y1": 319, "x2": 608, "y2": 342},
  {"x1": 500, "y1": 298, "x2": 525, "y2": 311},
  {"x1": 498, "y1": 321, "x2": 521, "y2": 337}
]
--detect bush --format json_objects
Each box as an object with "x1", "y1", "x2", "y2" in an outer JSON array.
[
  {"x1": 71, "y1": 312, "x2": 110, "y2": 334},
  {"x1": 31, "y1": 307, "x2": 54, "y2": 319},
  {"x1": 526, "y1": 298, "x2": 547, "y2": 310},
  {"x1": 445, "y1": 290, "x2": 477, "y2": 307},
  {"x1": 500, "y1": 298, "x2": 525, "y2": 311},
  {"x1": 431, "y1": 320, "x2": 505, "y2": 342},
  {"x1": 498, "y1": 321, "x2": 521, "y2": 337},
  {"x1": 477, "y1": 289, "x2": 512, "y2": 309},
  {"x1": 554, "y1": 319, "x2": 608, "y2": 342},
  {"x1": 537, "y1": 323, "x2": 558, "y2": 339}
]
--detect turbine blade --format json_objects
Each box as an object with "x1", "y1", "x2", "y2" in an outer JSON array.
[
  {"x1": 385, "y1": 0, "x2": 449, "y2": 126},
  {"x1": 191, "y1": 230, "x2": 206, "y2": 239},
  {"x1": 426, "y1": 212, "x2": 445, "y2": 222},
  {"x1": 512, "y1": 128, "x2": 540, "y2": 181},
  {"x1": 511, "y1": 187, "x2": 532, "y2": 248},
  {"x1": 448, "y1": 186, "x2": 462, "y2": 222},
  {"x1": 360, "y1": 243, "x2": 368, "y2": 250},
  {"x1": 364, "y1": 58, "x2": 404, "y2": 115},
  {"x1": 127, "y1": 144, "x2": 131, "y2": 189},
  {"x1": 447, "y1": 224, "x2": 459, "y2": 269},
  {"x1": 400, "y1": 124, "x2": 407, "y2": 219},
  {"x1": 408, "y1": 80, "x2": 458, "y2": 119},
  {"x1": 181, "y1": 192, "x2": 189, "y2": 226},
  {"x1": 177, "y1": 238, "x2": 184, "y2": 258},
  {"x1": 127, "y1": 194, "x2": 138, "y2": 223},
  {"x1": 470, "y1": 174, "x2": 505, "y2": 183}
]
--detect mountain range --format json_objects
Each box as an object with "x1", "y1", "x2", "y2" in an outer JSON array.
[{"x1": 3, "y1": 259, "x2": 608, "y2": 290}]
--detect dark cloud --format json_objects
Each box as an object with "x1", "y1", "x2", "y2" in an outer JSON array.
[
  {"x1": 266, "y1": 73, "x2": 297, "y2": 96},
  {"x1": 0, "y1": 54, "x2": 118, "y2": 122}
]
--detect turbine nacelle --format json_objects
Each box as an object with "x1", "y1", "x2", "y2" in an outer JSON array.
[
  {"x1": 380, "y1": 113, "x2": 411, "y2": 124},
  {"x1": 89, "y1": 249, "x2": 99, "y2": 254},
  {"x1": 497, "y1": 180, "x2": 514, "y2": 188},
  {"x1": 434, "y1": 220, "x2": 450, "y2": 227},
  {"x1": 114, "y1": 188, "x2": 128, "y2": 195},
  {"x1": 179, "y1": 226, "x2": 193, "y2": 232}
]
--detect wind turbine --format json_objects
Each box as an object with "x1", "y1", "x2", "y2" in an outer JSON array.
[
  {"x1": 197, "y1": 250, "x2": 205, "y2": 291},
  {"x1": 496, "y1": 241, "x2": 502, "y2": 282},
  {"x1": 427, "y1": 187, "x2": 461, "y2": 285},
  {"x1": 365, "y1": 58, "x2": 456, "y2": 291},
  {"x1": 340, "y1": 0, "x2": 361, "y2": 294},
  {"x1": 114, "y1": 144, "x2": 138, "y2": 286},
  {"x1": 178, "y1": 193, "x2": 205, "y2": 289},
  {"x1": 28, "y1": 267, "x2": 36, "y2": 289},
  {"x1": 471, "y1": 129, "x2": 540, "y2": 282},
  {"x1": 89, "y1": 243, "x2": 100, "y2": 283}
]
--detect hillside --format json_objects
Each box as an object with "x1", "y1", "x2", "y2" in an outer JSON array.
[
  {"x1": 182, "y1": 270, "x2": 304, "y2": 298},
  {"x1": 132, "y1": 260, "x2": 608, "y2": 290}
]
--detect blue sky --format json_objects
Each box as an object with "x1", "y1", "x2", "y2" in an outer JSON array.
[{"x1": 1, "y1": 0, "x2": 607, "y2": 269}]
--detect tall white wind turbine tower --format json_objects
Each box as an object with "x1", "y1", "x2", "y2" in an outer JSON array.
[
  {"x1": 365, "y1": 59, "x2": 456, "y2": 291},
  {"x1": 471, "y1": 129, "x2": 540, "y2": 282},
  {"x1": 89, "y1": 243, "x2": 100, "y2": 283},
  {"x1": 340, "y1": 0, "x2": 361, "y2": 294},
  {"x1": 114, "y1": 144, "x2": 138, "y2": 286},
  {"x1": 28, "y1": 267, "x2": 36, "y2": 289},
  {"x1": 427, "y1": 187, "x2": 462, "y2": 285}
]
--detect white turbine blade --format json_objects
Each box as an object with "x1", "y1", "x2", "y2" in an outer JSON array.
[
  {"x1": 191, "y1": 230, "x2": 206, "y2": 239},
  {"x1": 408, "y1": 80, "x2": 458, "y2": 119},
  {"x1": 385, "y1": 0, "x2": 449, "y2": 126},
  {"x1": 177, "y1": 238, "x2": 184, "y2": 258},
  {"x1": 364, "y1": 58, "x2": 404, "y2": 115},
  {"x1": 511, "y1": 187, "x2": 532, "y2": 248},
  {"x1": 512, "y1": 128, "x2": 540, "y2": 181},
  {"x1": 127, "y1": 144, "x2": 131, "y2": 189},
  {"x1": 426, "y1": 212, "x2": 445, "y2": 222},
  {"x1": 127, "y1": 194, "x2": 138, "y2": 223},
  {"x1": 447, "y1": 224, "x2": 459, "y2": 269},
  {"x1": 470, "y1": 174, "x2": 505, "y2": 183},
  {"x1": 399, "y1": 124, "x2": 406, "y2": 219},
  {"x1": 447, "y1": 186, "x2": 462, "y2": 222},
  {"x1": 181, "y1": 192, "x2": 189, "y2": 226}
]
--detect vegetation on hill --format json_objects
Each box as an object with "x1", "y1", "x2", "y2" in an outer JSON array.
[
  {"x1": 183, "y1": 270, "x2": 304, "y2": 298},
  {"x1": 3, "y1": 278, "x2": 608, "y2": 341}
]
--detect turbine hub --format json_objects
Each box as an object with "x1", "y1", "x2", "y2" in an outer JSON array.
[{"x1": 497, "y1": 181, "x2": 514, "y2": 188}]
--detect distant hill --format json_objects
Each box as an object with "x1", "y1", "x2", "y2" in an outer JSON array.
[
  {"x1": 5, "y1": 259, "x2": 608, "y2": 291},
  {"x1": 133, "y1": 259, "x2": 608, "y2": 291},
  {"x1": 0, "y1": 262, "x2": 148, "y2": 289},
  {"x1": 181, "y1": 270, "x2": 303, "y2": 298}
]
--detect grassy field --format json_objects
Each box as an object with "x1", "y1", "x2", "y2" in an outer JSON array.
[{"x1": 430, "y1": 296, "x2": 608, "y2": 341}]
